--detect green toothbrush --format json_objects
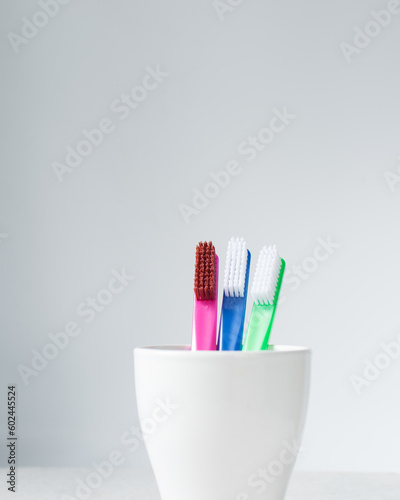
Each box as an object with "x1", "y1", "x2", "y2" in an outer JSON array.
[{"x1": 243, "y1": 244, "x2": 285, "y2": 351}]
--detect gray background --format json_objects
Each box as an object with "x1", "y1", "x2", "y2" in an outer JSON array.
[{"x1": 0, "y1": 0, "x2": 399, "y2": 474}]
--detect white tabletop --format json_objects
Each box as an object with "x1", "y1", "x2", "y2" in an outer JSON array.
[{"x1": 2, "y1": 467, "x2": 399, "y2": 499}]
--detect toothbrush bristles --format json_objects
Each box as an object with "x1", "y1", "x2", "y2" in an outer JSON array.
[
  {"x1": 223, "y1": 237, "x2": 248, "y2": 298},
  {"x1": 194, "y1": 241, "x2": 216, "y2": 301},
  {"x1": 251, "y1": 244, "x2": 282, "y2": 306}
]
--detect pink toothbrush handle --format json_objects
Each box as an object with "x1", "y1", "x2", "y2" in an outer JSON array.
[{"x1": 191, "y1": 255, "x2": 219, "y2": 350}]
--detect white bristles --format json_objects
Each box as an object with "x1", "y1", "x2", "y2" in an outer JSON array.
[
  {"x1": 223, "y1": 237, "x2": 248, "y2": 297},
  {"x1": 251, "y1": 244, "x2": 282, "y2": 305}
]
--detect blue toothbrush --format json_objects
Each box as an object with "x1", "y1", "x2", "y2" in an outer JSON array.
[{"x1": 218, "y1": 237, "x2": 251, "y2": 351}]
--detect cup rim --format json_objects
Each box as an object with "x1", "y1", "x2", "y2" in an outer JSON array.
[{"x1": 134, "y1": 344, "x2": 311, "y2": 354}]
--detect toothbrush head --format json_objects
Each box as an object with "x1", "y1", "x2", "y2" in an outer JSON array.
[
  {"x1": 194, "y1": 241, "x2": 216, "y2": 301},
  {"x1": 251, "y1": 244, "x2": 283, "y2": 306},
  {"x1": 223, "y1": 237, "x2": 249, "y2": 298}
]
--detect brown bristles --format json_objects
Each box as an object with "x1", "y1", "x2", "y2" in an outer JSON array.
[{"x1": 194, "y1": 241, "x2": 216, "y2": 301}]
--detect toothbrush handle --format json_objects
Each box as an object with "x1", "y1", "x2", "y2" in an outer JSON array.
[
  {"x1": 243, "y1": 303, "x2": 275, "y2": 351},
  {"x1": 192, "y1": 298, "x2": 218, "y2": 350},
  {"x1": 243, "y1": 258, "x2": 286, "y2": 351},
  {"x1": 219, "y1": 297, "x2": 246, "y2": 351},
  {"x1": 218, "y1": 250, "x2": 251, "y2": 351}
]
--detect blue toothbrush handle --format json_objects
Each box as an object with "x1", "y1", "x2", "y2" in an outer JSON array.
[
  {"x1": 219, "y1": 296, "x2": 247, "y2": 351},
  {"x1": 218, "y1": 250, "x2": 251, "y2": 351}
]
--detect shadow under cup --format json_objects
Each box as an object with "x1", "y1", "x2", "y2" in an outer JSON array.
[{"x1": 134, "y1": 345, "x2": 311, "y2": 500}]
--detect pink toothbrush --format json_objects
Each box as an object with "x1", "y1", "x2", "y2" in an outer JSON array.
[{"x1": 191, "y1": 241, "x2": 219, "y2": 350}]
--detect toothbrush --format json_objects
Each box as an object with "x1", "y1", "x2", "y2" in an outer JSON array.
[
  {"x1": 243, "y1": 244, "x2": 285, "y2": 351},
  {"x1": 218, "y1": 237, "x2": 251, "y2": 351},
  {"x1": 191, "y1": 241, "x2": 219, "y2": 350}
]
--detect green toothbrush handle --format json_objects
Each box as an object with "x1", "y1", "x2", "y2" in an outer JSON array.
[
  {"x1": 243, "y1": 258, "x2": 285, "y2": 351},
  {"x1": 243, "y1": 303, "x2": 275, "y2": 351}
]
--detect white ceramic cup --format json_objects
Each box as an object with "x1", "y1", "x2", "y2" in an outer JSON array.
[{"x1": 134, "y1": 345, "x2": 311, "y2": 500}]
